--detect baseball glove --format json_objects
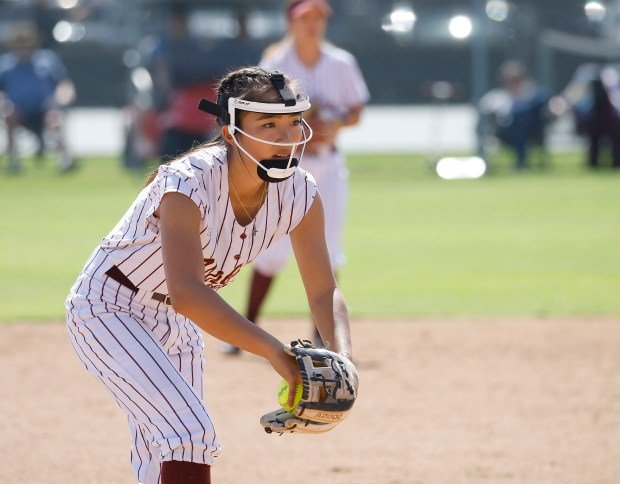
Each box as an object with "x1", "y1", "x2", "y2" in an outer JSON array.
[{"x1": 260, "y1": 339, "x2": 358, "y2": 434}]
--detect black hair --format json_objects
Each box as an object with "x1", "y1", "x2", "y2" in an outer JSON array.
[
  {"x1": 213, "y1": 66, "x2": 299, "y2": 126},
  {"x1": 143, "y1": 66, "x2": 298, "y2": 187}
]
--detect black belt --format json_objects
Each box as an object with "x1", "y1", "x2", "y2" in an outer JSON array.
[{"x1": 104, "y1": 265, "x2": 172, "y2": 306}]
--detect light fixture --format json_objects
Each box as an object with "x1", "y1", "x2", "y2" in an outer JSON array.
[
  {"x1": 584, "y1": 1, "x2": 607, "y2": 23},
  {"x1": 449, "y1": 15, "x2": 473, "y2": 40},
  {"x1": 486, "y1": 0, "x2": 509, "y2": 22},
  {"x1": 52, "y1": 21, "x2": 85, "y2": 43},
  {"x1": 57, "y1": 0, "x2": 79, "y2": 9},
  {"x1": 382, "y1": 4, "x2": 416, "y2": 34}
]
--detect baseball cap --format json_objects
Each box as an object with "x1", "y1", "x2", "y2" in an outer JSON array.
[{"x1": 286, "y1": 0, "x2": 332, "y2": 20}]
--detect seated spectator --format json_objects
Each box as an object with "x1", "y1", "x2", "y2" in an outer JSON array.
[
  {"x1": 0, "y1": 23, "x2": 76, "y2": 173},
  {"x1": 478, "y1": 60, "x2": 550, "y2": 170},
  {"x1": 147, "y1": 5, "x2": 218, "y2": 162},
  {"x1": 562, "y1": 63, "x2": 620, "y2": 168}
]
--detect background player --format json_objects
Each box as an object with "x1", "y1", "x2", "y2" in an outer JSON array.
[
  {"x1": 222, "y1": 0, "x2": 369, "y2": 354},
  {"x1": 65, "y1": 67, "x2": 353, "y2": 484}
]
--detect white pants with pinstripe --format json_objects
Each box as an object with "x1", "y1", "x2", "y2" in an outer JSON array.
[{"x1": 66, "y1": 272, "x2": 220, "y2": 484}]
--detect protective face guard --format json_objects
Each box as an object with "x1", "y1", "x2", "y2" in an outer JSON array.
[{"x1": 198, "y1": 71, "x2": 313, "y2": 183}]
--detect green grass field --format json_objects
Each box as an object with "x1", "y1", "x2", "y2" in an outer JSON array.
[{"x1": 1, "y1": 152, "x2": 619, "y2": 321}]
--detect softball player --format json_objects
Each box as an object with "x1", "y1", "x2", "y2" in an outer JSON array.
[
  {"x1": 221, "y1": 0, "x2": 368, "y2": 354},
  {"x1": 65, "y1": 67, "x2": 353, "y2": 484}
]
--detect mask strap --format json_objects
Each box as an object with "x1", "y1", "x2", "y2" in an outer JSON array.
[
  {"x1": 269, "y1": 70, "x2": 297, "y2": 107},
  {"x1": 198, "y1": 98, "x2": 230, "y2": 125}
]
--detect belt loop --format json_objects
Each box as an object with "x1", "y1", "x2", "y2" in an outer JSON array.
[
  {"x1": 105, "y1": 265, "x2": 173, "y2": 307},
  {"x1": 151, "y1": 291, "x2": 173, "y2": 307}
]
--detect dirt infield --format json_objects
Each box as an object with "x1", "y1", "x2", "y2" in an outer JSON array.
[{"x1": 1, "y1": 318, "x2": 619, "y2": 484}]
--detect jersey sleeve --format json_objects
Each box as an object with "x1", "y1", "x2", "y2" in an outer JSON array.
[
  {"x1": 339, "y1": 55, "x2": 370, "y2": 108},
  {"x1": 144, "y1": 160, "x2": 209, "y2": 229},
  {"x1": 286, "y1": 168, "x2": 318, "y2": 235}
]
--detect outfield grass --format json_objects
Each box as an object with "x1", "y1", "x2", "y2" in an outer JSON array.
[{"x1": 1, "y1": 152, "x2": 619, "y2": 321}]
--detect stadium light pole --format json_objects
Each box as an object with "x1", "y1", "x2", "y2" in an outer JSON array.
[
  {"x1": 470, "y1": 0, "x2": 489, "y2": 104},
  {"x1": 471, "y1": 0, "x2": 489, "y2": 158},
  {"x1": 537, "y1": 37, "x2": 552, "y2": 92}
]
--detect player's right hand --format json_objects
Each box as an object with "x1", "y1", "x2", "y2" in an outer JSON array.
[{"x1": 267, "y1": 345, "x2": 301, "y2": 408}]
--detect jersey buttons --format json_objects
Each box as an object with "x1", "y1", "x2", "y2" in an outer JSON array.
[
  {"x1": 234, "y1": 255, "x2": 241, "y2": 260},
  {"x1": 240, "y1": 233, "x2": 247, "y2": 239}
]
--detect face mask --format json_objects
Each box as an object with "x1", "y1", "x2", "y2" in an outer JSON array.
[
  {"x1": 198, "y1": 70, "x2": 314, "y2": 183},
  {"x1": 227, "y1": 99, "x2": 313, "y2": 182}
]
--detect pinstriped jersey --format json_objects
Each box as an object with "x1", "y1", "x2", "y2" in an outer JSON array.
[
  {"x1": 261, "y1": 42, "x2": 370, "y2": 116},
  {"x1": 81, "y1": 145, "x2": 318, "y2": 294}
]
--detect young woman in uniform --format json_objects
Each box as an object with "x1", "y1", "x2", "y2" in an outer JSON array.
[{"x1": 65, "y1": 67, "x2": 353, "y2": 484}]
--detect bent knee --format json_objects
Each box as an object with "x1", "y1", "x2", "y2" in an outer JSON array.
[{"x1": 157, "y1": 409, "x2": 220, "y2": 465}]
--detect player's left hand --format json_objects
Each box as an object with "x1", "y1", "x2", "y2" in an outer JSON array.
[{"x1": 260, "y1": 339, "x2": 359, "y2": 435}]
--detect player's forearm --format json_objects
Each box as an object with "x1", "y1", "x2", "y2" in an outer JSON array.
[
  {"x1": 309, "y1": 287, "x2": 352, "y2": 359},
  {"x1": 170, "y1": 281, "x2": 282, "y2": 359},
  {"x1": 339, "y1": 105, "x2": 364, "y2": 128}
]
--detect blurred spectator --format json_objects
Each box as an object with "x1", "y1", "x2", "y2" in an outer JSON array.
[
  {"x1": 123, "y1": 6, "x2": 267, "y2": 170},
  {"x1": 147, "y1": 4, "x2": 219, "y2": 162},
  {"x1": 209, "y1": 10, "x2": 263, "y2": 73},
  {"x1": 478, "y1": 60, "x2": 551, "y2": 170},
  {"x1": 0, "y1": 22, "x2": 76, "y2": 173},
  {"x1": 2, "y1": 0, "x2": 64, "y2": 50},
  {"x1": 560, "y1": 64, "x2": 620, "y2": 168}
]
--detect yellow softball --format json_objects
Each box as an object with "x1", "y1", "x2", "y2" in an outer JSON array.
[{"x1": 277, "y1": 380, "x2": 303, "y2": 412}]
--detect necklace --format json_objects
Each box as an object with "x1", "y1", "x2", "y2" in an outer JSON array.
[{"x1": 229, "y1": 176, "x2": 268, "y2": 222}]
